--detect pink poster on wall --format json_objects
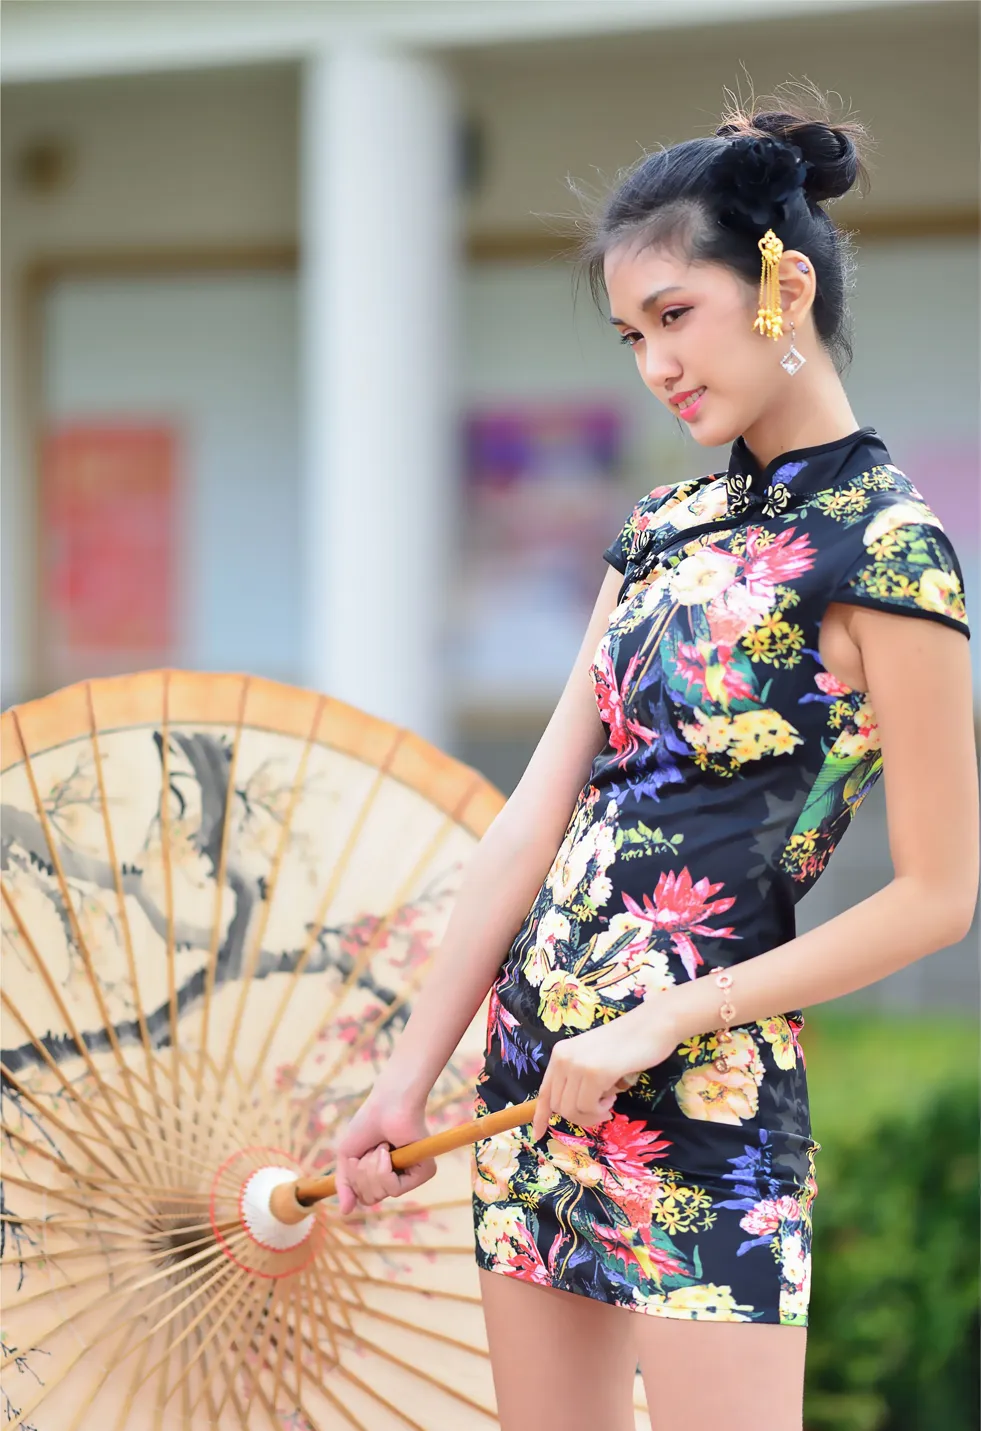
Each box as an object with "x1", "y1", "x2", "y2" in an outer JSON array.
[{"x1": 42, "y1": 423, "x2": 179, "y2": 686}]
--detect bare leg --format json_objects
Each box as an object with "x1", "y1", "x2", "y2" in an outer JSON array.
[
  {"x1": 478, "y1": 1267, "x2": 639, "y2": 1431},
  {"x1": 633, "y1": 1318, "x2": 807, "y2": 1431}
]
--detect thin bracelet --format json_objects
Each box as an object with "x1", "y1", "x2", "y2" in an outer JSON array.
[{"x1": 713, "y1": 968, "x2": 736, "y2": 1073}]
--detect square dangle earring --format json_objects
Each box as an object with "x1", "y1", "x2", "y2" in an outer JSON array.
[{"x1": 780, "y1": 320, "x2": 806, "y2": 376}]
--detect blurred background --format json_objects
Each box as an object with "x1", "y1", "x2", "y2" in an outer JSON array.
[{"x1": 1, "y1": 2, "x2": 978, "y2": 1426}]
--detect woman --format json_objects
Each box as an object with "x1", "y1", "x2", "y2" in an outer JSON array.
[{"x1": 332, "y1": 93, "x2": 978, "y2": 1430}]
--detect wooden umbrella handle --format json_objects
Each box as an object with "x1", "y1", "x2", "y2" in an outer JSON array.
[{"x1": 268, "y1": 1097, "x2": 539, "y2": 1224}]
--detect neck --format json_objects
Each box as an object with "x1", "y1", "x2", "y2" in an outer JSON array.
[{"x1": 740, "y1": 351, "x2": 859, "y2": 469}]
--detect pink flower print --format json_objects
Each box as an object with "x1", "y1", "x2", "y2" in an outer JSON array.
[
  {"x1": 621, "y1": 869, "x2": 737, "y2": 980},
  {"x1": 597, "y1": 1114, "x2": 672, "y2": 1180},
  {"x1": 591, "y1": 642, "x2": 657, "y2": 766},
  {"x1": 740, "y1": 1195, "x2": 802, "y2": 1238},
  {"x1": 674, "y1": 639, "x2": 755, "y2": 710},
  {"x1": 741, "y1": 528, "x2": 817, "y2": 595},
  {"x1": 814, "y1": 670, "x2": 852, "y2": 697}
]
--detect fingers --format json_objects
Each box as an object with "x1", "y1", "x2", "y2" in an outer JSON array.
[
  {"x1": 336, "y1": 1143, "x2": 436, "y2": 1216},
  {"x1": 532, "y1": 1057, "x2": 617, "y2": 1141}
]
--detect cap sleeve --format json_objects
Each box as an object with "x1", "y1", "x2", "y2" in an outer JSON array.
[
  {"x1": 603, "y1": 482, "x2": 688, "y2": 575},
  {"x1": 830, "y1": 504, "x2": 970, "y2": 637}
]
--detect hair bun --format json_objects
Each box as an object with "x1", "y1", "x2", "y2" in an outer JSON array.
[
  {"x1": 710, "y1": 132, "x2": 810, "y2": 232},
  {"x1": 726, "y1": 111, "x2": 860, "y2": 204}
]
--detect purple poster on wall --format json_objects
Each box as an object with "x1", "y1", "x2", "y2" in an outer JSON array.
[{"x1": 452, "y1": 403, "x2": 627, "y2": 712}]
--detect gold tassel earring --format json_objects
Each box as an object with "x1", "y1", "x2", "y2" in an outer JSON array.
[{"x1": 753, "y1": 229, "x2": 784, "y2": 340}]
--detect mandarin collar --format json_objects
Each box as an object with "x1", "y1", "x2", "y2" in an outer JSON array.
[{"x1": 724, "y1": 426, "x2": 886, "y2": 515}]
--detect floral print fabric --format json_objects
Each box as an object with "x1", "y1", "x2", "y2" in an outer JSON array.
[{"x1": 471, "y1": 427, "x2": 969, "y2": 1325}]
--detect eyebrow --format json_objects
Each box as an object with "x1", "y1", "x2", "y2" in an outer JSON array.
[{"x1": 608, "y1": 285, "x2": 684, "y2": 325}]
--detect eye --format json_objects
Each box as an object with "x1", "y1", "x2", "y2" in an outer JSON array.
[
  {"x1": 662, "y1": 306, "x2": 691, "y2": 326},
  {"x1": 618, "y1": 331, "x2": 642, "y2": 348}
]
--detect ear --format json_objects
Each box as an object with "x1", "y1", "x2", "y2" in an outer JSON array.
[{"x1": 778, "y1": 249, "x2": 817, "y2": 325}]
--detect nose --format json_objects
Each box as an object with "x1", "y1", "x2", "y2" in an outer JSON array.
[{"x1": 641, "y1": 338, "x2": 682, "y2": 396}]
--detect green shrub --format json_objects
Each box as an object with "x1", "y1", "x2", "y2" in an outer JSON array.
[{"x1": 804, "y1": 1080, "x2": 980, "y2": 1431}]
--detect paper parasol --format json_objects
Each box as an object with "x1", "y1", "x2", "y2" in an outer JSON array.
[{"x1": 1, "y1": 671, "x2": 652, "y2": 1430}]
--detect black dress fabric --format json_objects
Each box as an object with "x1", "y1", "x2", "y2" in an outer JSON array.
[{"x1": 470, "y1": 427, "x2": 969, "y2": 1325}]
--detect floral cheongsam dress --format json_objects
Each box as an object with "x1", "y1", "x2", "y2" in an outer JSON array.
[{"x1": 471, "y1": 426, "x2": 970, "y2": 1325}]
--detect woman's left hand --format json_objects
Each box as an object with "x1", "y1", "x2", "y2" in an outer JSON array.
[{"x1": 530, "y1": 998, "x2": 680, "y2": 1142}]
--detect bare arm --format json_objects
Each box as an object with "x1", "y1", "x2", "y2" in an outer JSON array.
[
  {"x1": 332, "y1": 564, "x2": 625, "y2": 1211},
  {"x1": 373, "y1": 563, "x2": 623, "y2": 1104}
]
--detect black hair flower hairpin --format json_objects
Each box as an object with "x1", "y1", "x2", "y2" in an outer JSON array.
[{"x1": 712, "y1": 134, "x2": 811, "y2": 234}]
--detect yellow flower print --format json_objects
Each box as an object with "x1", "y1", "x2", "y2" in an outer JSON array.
[
  {"x1": 646, "y1": 1284, "x2": 755, "y2": 1321},
  {"x1": 652, "y1": 1181, "x2": 715, "y2": 1235},
  {"x1": 677, "y1": 1035, "x2": 706, "y2": 1064},
  {"x1": 919, "y1": 566, "x2": 967, "y2": 623},
  {"x1": 863, "y1": 500, "x2": 941, "y2": 550},
  {"x1": 741, "y1": 615, "x2": 805, "y2": 668},
  {"x1": 815, "y1": 487, "x2": 869, "y2": 520},
  {"x1": 758, "y1": 1015, "x2": 797, "y2": 1070},
  {"x1": 538, "y1": 970, "x2": 600, "y2": 1032},
  {"x1": 675, "y1": 1064, "x2": 760, "y2": 1125}
]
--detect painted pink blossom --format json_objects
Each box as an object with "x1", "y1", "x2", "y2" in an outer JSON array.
[
  {"x1": 597, "y1": 1114, "x2": 673, "y2": 1180},
  {"x1": 740, "y1": 1195, "x2": 802, "y2": 1237},
  {"x1": 621, "y1": 868, "x2": 738, "y2": 979},
  {"x1": 741, "y1": 528, "x2": 817, "y2": 594},
  {"x1": 814, "y1": 670, "x2": 852, "y2": 697},
  {"x1": 591, "y1": 643, "x2": 658, "y2": 766}
]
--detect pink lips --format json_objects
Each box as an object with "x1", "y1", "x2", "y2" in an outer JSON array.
[{"x1": 676, "y1": 389, "x2": 705, "y2": 422}]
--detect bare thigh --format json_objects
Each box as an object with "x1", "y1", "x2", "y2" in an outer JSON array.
[
  {"x1": 633, "y1": 1316, "x2": 807, "y2": 1431},
  {"x1": 478, "y1": 1267, "x2": 639, "y2": 1431}
]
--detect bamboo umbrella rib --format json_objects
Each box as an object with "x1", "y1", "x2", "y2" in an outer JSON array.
[
  {"x1": 307, "y1": 1259, "x2": 424, "y2": 1431},
  {"x1": 302, "y1": 1270, "x2": 435, "y2": 1431},
  {"x1": 243, "y1": 724, "x2": 405, "y2": 1088},
  {"x1": 61, "y1": 1309, "x2": 146, "y2": 1431},
  {"x1": 285, "y1": 794, "x2": 473, "y2": 1142},
  {"x1": 213, "y1": 695, "x2": 325, "y2": 1106},
  {"x1": 312, "y1": 1235, "x2": 364, "y2": 1333},
  {"x1": 186, "y1": 1267, "x2": 273, "y2": 1421},
  {"x1": 193, "y1": 677, "x2": 249, "y2": 1105},
  {"x1": 210, "y1": 1282, "x2": 276, "y2": 1422},
  {"x1": 0, "y1": 989, "x2": 171, "y2": 1190},
  {"x1": 268, "y1": 1263, "x2": 295, "y2": 1413},
  {"x1": 9, "y1": 711, "x2": 159, "y2": 1177},
  {"x1": 336, "y1": 1325, "x2": 498, "y2": 1422},
  {"x1": 1, "y1": 1140, "x2": 213, "y2": 1207},
  {"x1": 0, "y1": 1230, "x2": 249, "y2": 1377},
  {"x1": 0, "y1": 885, "x2": 169, "y2": 1177},
  {"x1": 3, "y1": 1276, "x2": 153, "y2": 1429},
  {"x1": 0, "y1": 1080, "x2": 219, "y2": 1196},
  {"x1": 185, "y1": 1309, "x2": 226, "y2": 1429},
  {"x1": 85, "y1": 681, "x2": 164, "y2": 1127},
  {"x1": 228, "y1": 1279, "x2": 285, "y2": 1419},
  {"x1": 331, "y1": 1195, "x2": 472, "y2": 1227},
  {"x1": 134, "y1": 1261, "x2": 253, "y2": 1391},
  {"x1": 109, "y1": 1315, "x2": 158, "y2": 1431},
  {"x1": 158, "y1": 672, "x2": 181, "y2": 1118},
  {"x1": 337, "y1": 1297, "x2": 489, "y2": 1363},
  {"x1": 0, "y1": 1170, "x2": 161, "y2": 1236},
  {"x1": 356, "y1": 1273, "x2": 482, "y2": 1307}
]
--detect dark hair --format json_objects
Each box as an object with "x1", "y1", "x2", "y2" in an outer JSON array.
[{"x1": 576, "y1": 86, "x2": 871, "y2": 370}]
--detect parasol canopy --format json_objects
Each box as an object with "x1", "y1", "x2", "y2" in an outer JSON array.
[{"x1": 1, "y1": 670, "x2": 652, "y2": 1429}]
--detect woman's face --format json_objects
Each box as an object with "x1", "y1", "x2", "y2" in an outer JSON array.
[{"x1": 603, "y1": 238, "x2": 803, "y2": 449}]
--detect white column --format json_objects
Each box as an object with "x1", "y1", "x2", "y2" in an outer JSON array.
[{"x1": 300, "y1": 47, "x2": 459, "y2": 746}]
